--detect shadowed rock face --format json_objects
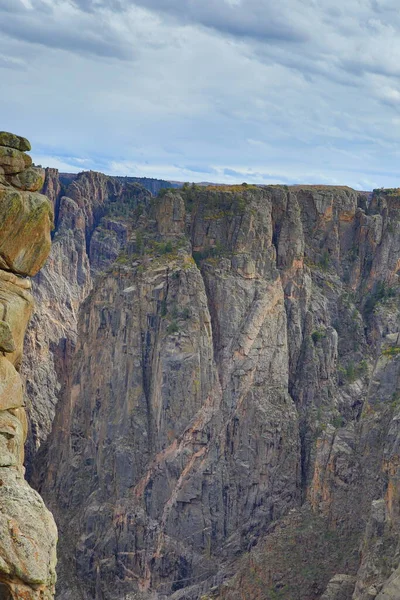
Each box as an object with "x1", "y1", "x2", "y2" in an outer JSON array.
[
  {"x1": 0, "y1": 132, "x2": 57, "y2": 599},
  {"x1": 23, "y1": 178, "x2": 400, "y2": 599}
]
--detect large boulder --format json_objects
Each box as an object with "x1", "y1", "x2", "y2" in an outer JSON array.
[
  {"x1": 0, "y1": 469, "x2": 57, "y2": 596},
  {"x1": 321, "y1": 574, "x2": 356, "y2": 600},
  {"x1": 7, "y1": 167, "x2": 45, "y2": 193},
  {"x1": 376, "y1": 565, "x2": 400, "y2": 599},
  {"x1": 0, "y1": 132, "x2": 31, "y2": 152},
  {"x1": 0, "y1": 147, "x2": 32, "y2": 175},
  {"x1": 0, "y1": 186, "x2": 53, "y2": 276},
  {"x1": 0, "y1": 322, "x2": 16, "y2": 354},
  {"x1": 0, "y1": 272, "x2": 34, "y2": 367},
  {"x1": 0, "y1": 410, "x2": 25, "y2": 468},
  {"x1": 0, "y1": 360, "x2": 23, "y2": 412}
]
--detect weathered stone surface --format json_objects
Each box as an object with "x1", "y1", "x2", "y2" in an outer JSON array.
[
  {"x1": 0, "y1": 271, "x2": 34, "y2": 368},
  {"x1": 0, "y1": 321, "x2": 15, "y2": 353},
  {"x1": 0, "y1": 359, "x2": 23, "y2": 411},
  {"x1": 156, "y1": 190, "x2": 186, "y2": 236},
  {"x1": 0, "y1": 469, "x2": 57, "y2": 597},
  {"x1": 0, "y1": 410, "x2": 25, "y2": 467},
  {"x1": 0, "y1": 185, "x2": 53, "y2": 276},
  {"x1": 320, "y1": 574, "x2": 356, "y2": 599},
  {"x1": 375, "y1": 565, "x2": 400, "y2": 599},
  {"x1": 7, "y1": 167, "x2": 45, "y2": 192},
  {"x1": 0, "y1": 133, "x2": 57, "y2": 600},
  {"x1": 0, "y1": 146, "x2": 32, "y2": 175},
  {"x1": 0, "y1": 132, "x2": 31, "y2": 152}
]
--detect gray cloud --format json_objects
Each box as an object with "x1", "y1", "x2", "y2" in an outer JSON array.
[
  {"x1": 0, "y1": 20, "x2": 132, "y2": 59},
  {"x1": 184, "y1": 165, "x2": 217, "y2": 175},
  {"x1": 0, "y1": 0, "x2": 26, "y2": 13},
  {"x1": 69, "y1": 0, "x2": 310, "y2": 44},
  {"x1": 140, "y1": 0, "x2": 308, "y2": 43},
  {"x1": 0, "y1": 0, "x2": 133, "y2": 60},
  {"x1": 74, "y1": 0, "x2": 126, "y2": 11}
]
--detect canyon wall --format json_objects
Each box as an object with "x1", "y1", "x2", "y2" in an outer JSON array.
[
  {"x1": 22, "y1": 173, "x2": 400, "y2": 599},
  {"x1": 22, "y1": 171, "x2": 152, "y2": 471},
  {"x1": 0, "y1": 132, "x2": 57, "y2": 599}
]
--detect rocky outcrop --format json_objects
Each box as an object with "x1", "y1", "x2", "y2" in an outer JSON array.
[
  {"x1": 21, "y1": 180, "x2": 400, "y2": 599},
  {"x1": 321, "y1": 575, "x2": 356, "y2": 600},
  {"x1": 0, "y1": 133, "x2": 57, "y2": 599}
]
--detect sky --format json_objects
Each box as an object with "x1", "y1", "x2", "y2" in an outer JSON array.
[{"x1": 1, "y1": 0, "x2": 400, "y2": 189}]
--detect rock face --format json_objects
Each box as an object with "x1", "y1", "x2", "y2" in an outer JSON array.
[
  {"x1": 0, "y1": 133, "x2": 57, "y2": 599},
  {"x1": 22, "y1": 170, "x2": 152, "y2": 468},
  {"x1": 321, "y1": 575, "x2": 356, "y2": 600},
  {"x1": 21, "y1": 180, "x2": 400, "y2": 599}
]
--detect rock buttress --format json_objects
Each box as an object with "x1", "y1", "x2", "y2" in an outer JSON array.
[{"x1": 0, "y1": 132, "x2": 57, "y2": 600}]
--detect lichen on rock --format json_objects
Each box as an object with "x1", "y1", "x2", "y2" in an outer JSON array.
[{"x1": 0, "y1": 132, "x2": 57, "y2": 599}]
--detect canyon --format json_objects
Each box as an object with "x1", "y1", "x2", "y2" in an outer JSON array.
[{"x1": 1, "y1": 134, "x2": 400, "y2": 600}]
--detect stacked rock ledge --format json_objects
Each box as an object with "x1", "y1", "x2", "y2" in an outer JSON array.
[
  {"x1": 0, "y1": 132, "x2": 57, "y2": 599},
  {"x1": 0, "y1": 132, "x2": 53, "y2": 276}
]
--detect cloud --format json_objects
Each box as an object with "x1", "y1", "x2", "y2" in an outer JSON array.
[
  {"x1": 128, "y1": 0, "x2": 310, "y2": 44},
  {"x1": 30, "y1": 154, "x2": 88, "y2": 172},
  {"x1": 0, "y1": 0, "x2": 27, "y2": 13},
  {"x1": 0, "y1": 0, "x2": 133, "y2": 60},
  {"x1": 1, "y1": 0, "x2": 400, "y2": 189},
  {"x1": 184, "y1": 165, "x2": 217, "y2": 175},
  {"x1": 0, "y1": 53, "x2": 26, "y2": 69},
  {"x1": 224, "y1": 168, "x2": 243, "y2": 177}
]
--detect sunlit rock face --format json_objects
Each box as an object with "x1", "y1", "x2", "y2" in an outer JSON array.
[{"x1": 0, "y1": 132, "x2": 57, "y2": 600}]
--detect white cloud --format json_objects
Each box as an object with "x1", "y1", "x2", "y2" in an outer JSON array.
[
  {"x1": 1, "y1": 0, "x2": 400, "y2": 189},
  {"x1": 31, "y1": 154, "x2": 86, "y2": 172}
]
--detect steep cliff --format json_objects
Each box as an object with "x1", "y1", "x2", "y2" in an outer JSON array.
[
  {"x1": 25, "y1": 181, "x2": 399, "y2": 599},
  {"x1": 22, "y1": 171, "x2": 152, "y2": 470},
  {"x1": 0, "y1": 132, "x2": 57, "y2": 599}
]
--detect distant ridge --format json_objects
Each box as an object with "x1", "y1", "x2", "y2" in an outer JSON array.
[{"x1": 59, "y1": 172, "x2": 181, "y2": 195}]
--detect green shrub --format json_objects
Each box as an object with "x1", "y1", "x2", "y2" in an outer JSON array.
[
  {"x1": 319, "y1": 250, "x2": 330, "y2": 271},
  {"x1": 391, "y1": 392, "x2": 400, "y2": 408},
  {"x1": 193, "y1": 242, "x2": 226, "y2": 265},
  {"x1": 339, "y1": 359, "x2": 369, "y2": 384},
  {"x1": 166, "y1": 321, "x2": 179, "y2": 335},
  {"x1": 312, "y1": 329, "x2": 326, "y2": 344},
  {"x1": 135, "y1": 231, "x2": 144, "y2": 255},
  {"x1": 157, "y1": 241, "x2": 173, "y2": 254},
  {"x1": 332, "y1": 414, "x2": 344, "y2": 429},
  {"x1": 115, "y1": 253, "x2": 129, "y2": 264},
  {"x1": 364, "y1": 281, "x2": 396, "y2": 316},
  {"x1": 358, "y1": 360, "x2": 368, "y2": 375},
  {"x1": 345, "y1": 361, "x2": 356, "y2": 382},
  {"x1": 181, "y1": 307, "x2": 191, "y2": 319},
  {"x1": 382, "y1": 346, "x2": 400, "y2": 358}
]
